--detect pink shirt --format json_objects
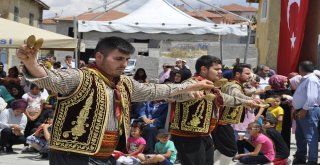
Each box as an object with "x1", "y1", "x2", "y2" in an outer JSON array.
[
  {"x1": 159, "y1": 69, "x2": 171, "y2": 84},
  {"x1": 127, "y1": 137, "x2": 146, "y2": 154},
  {"x1": 251, "y1": 133, "x2": 275, "y2": 161}
]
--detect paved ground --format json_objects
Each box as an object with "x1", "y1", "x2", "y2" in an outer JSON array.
[{"x1": 0, "y1": 135, "x2": 317, "y2": 165}]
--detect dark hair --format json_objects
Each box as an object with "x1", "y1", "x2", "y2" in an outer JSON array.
[
  {"x1": 233, "y1": 63, "x2": 251, "y2": 77},
  {"x1": 299, "y1": 60, "x2": 314, "y2": 73},
  {"x1": 271, "y1": 94, "x2": 281, "y2": 99},
  {"x1": 94, "y1": 37, "x2": 135, "y2": 57},
  {"x1": 254, "y1": 75, "x2": 260, "y2": 82},
  {"x1": 30, "y1": 83, "x2": 39, "y2": 90},
  {"x1": 65, "y1": 55, "x2": 72, "y2": 59},
  {"x1": 7, "y1": 84, "x2": 24, "y2": 99},
  {"x1": 131, "y1": 121, "x2": 144, "y2": 133},
  {"x1": 47, "y1": 111, "x2": 54, "y2": 119},
  {"x1": 8, "y1": 66, "x2": 19, "y2": 78},
  {"x1": 195, "y1": 55, "x2": 222, "y2": 74},
  {"x1": 133, "y1": 68, "x2": 147, "y2": 82},
  {"x1": 53, "y1": 61, "x2": 61, "y2": 68}
]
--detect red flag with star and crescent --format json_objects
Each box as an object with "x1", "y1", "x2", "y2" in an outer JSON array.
[{"x1": 277, "y1": 0, "x2": 309, "y2": 76}]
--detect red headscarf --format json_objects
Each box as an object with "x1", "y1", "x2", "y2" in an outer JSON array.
[{"x1": 268, "y1": 75, "x2": 288, "y2": 90}]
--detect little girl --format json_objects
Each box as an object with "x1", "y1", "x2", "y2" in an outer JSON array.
[
  {"x1": 126, "y1": 121, "x2": 146, "y2": 156},
  {"x1": 235, "y1": 122, "x2": 275, "y2": 164},
  {"x1": 116, "y1": 121, "x2": 146, "y2": 165}
]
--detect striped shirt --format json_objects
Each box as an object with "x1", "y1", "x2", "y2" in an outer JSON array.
[{"x1": 293, "y1": 73, "x2": 320, "y2": 110}]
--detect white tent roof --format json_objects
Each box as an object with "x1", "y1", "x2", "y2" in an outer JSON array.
[
  {"x1": 0, "y1": 18, "x2": 77, "y2": 50},
  {"x1": 78, "y1": 0, "x2": 247, "y2": 36}
]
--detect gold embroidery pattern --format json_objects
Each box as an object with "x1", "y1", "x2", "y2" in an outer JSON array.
[
  {"x1": 181, "y1": 99, "x2": 213, "y2": 132},
  {"x1": 189, "y1": 100, "x2": 205, "y2": 127},
  {"x1": 220, "y1": 81, "x2": 245, "y2": 124},
  {"x1": 170, "y1": 102, "x2": 180, "y2": 130},
  {"x1": 50, "y1": 70, "x2": 109, "y2": 155},
  {"x1": 119, "y1": 76, "x2": 133, "y2": 141},
  {"x1": 62, "y1": 90, "x2": 93, "y2": 140},
  {"x1": 170, "y1": 99, "x2": 213, "y2": 133},
  {"x1": 220, "y1": 106, "x2": 244, "y2": 124}
]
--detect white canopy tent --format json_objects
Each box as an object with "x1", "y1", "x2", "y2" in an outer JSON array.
[
  {"x1": 78, "y1": 0, "x2": 248, "y2": 38},
  {"x1": 0, "y1": 18, "x2": 77, "y2": 50}
]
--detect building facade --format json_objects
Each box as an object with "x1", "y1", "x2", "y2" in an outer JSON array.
[{"x1": 0, "y1": 0, "x2": 49, "y2": 69}]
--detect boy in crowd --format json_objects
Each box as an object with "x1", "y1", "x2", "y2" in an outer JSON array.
[
  {"x1": 264, "y1": 114, "x2": 290, "y2": 165},
  {"x1": 138, "y1": 129, "x2": 177, "y2": 165}
]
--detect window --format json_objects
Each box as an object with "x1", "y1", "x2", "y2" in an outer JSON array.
[
  {"x1": 29, "y1": 13, "x2": 34, "y2": 26},
  {"x1": 14, "y1": 6, "x2": 19, "y2": 22},
  {"x1": 261, "y1": 0, "x2": 268, "y2": 20}
]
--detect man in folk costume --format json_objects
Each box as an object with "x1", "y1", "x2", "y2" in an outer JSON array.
[
  {"x1": 169, "y1": 56, "x2": 258, "y2": 165},
  {"x1": 17, "y1": 36, "x2": 215, "y2": 165},
  {"x1": 213, "y1": 63, "x2": 258, "y2": 165}
]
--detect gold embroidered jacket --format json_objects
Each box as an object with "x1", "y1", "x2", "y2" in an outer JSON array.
[
  {"x1": 219, "y1": 81, "x2": 252, "y2": 124},
  {"x1": 169, "y1": 79, "x2": 252, "y2": 137},
  {"x1": 25, "y1": 67, "x2": 190, "y2": 155}
]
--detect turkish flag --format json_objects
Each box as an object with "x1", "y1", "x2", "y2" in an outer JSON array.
[{"x1": 277, "y1": 0, "x2": 309, "y2": 76}]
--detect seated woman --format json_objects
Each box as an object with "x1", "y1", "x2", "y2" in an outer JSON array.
[
  {"x1": 0, "y1": 99, "x2": 28, "y2": 153},
  {"x1": 0, "y1": 85, "x2": 15, "y2": 105},
  {"x1": 0, "y1": 66, "x2": 20, "y2": 87},
  {"x1": 135, "y1": 100, "x2": 168, "y2": 154},
  {"x1": 235, "y1": 122, "x2": 275, "y2": 164},
  {"x1": 7, "y1": 84, "x2": 24, "y2": 100}
]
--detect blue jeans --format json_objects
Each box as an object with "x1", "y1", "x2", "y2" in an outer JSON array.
[{"x1": 295, "y1": 107, "x2": 320, "y2": 162}]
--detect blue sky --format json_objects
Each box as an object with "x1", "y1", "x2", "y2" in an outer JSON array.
[{"x1": 42, "y1": 0, "x2": 258, "y2": 18}]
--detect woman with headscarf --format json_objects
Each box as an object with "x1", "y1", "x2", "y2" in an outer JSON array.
[
  {"x1": 265, "y1": 75, "x2": 293, "y2": 149},
  {"x1": 133, "y1": 68, "x2": 147, "y2": 83},
  {"x1": 0, "y1": 99, "x2": 28, "y2": 153}
]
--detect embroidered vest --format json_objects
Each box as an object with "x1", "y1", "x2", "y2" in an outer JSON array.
[
  {"x1": 49, "y1": 69, "x2": 132, "y2": 156},
  {"x1": 219, "y1": 81, "x2": 245, "y2": 124},
  {"x1": 169, "y1": 79, "x2": 223, "y2": 137}
]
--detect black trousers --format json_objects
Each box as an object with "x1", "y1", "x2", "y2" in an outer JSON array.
[
  {"x1": 171, "y1": 135, "x2": 214, "y2": 165},
  {"x1": 49, "y1": 150, "x2": 116, "y2": 165},
  {"x1": 237, "y1": 140, "x2": 270, "y2": 164},
  {"x1": 142, "y1": 125, "x2": 158, "y2": 154},
  {"x1": 0, "y1": 128, "x2": 26, "y2": 147}
]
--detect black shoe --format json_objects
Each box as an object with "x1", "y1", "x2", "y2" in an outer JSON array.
[
  {"x1": 306, "y1": 161, "x2": 317, "y2": 165},
  {"x1": 5, "y1": 146, "x2": 14, "y2": 153},
  {"x1": 293, "y1": 158, "x2": 307, "y2": 165},
  {"x1": 0, "y1": 146, "x2": 5, "y2": 153}
]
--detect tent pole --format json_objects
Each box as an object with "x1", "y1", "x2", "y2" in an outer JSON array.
[
  {"x1": 73, "y1": 16, "x2": 79, "y2": 68},
  {"x1": 244, "y1": 25, "x2": 251, "y2": 64},
  {"x1": 220, "y1": 35, "x2": 223, "y2": 62}
]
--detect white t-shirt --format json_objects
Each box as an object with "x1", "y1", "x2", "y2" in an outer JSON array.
[
  {"x1": 258, "y1": 76, "x2": 270, "y2": 89},
  {"x1": 62, "y1": 61, "x2": 75, "y2": 69},
  {"x1": 22, "y1": 92, "x2": 44, "y2": 113}
]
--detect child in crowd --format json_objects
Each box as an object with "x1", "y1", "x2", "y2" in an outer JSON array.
[
  {"x1": 126, "y1": 121, "x2": 146, "y2": 156},
  {"x1": 235, "y1": 122, "x2": 275, "y2": 164},
  {"x1": 22, "y1": 83, "x2": 45, "y2": 137},
  {"x1": 24, "y1": 112, "x2": 53, "y2": 159},
  {"x1": 264, "y1": 114, "x2": 290, "y2": 165},
  {"x1": 116, "y1": 121, "x2": 146, "y2": 165},
  {"x1": 266, "y1": 95, "x2": 284, "y2": 132},
  {"x1": 138, "y1": 129, "x2": 177, "y2": 165}
]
